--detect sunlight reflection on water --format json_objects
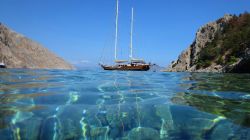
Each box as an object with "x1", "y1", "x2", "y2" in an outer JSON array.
[{"x1": 0, "y1": 69, "x2": 250, "y2": 139}]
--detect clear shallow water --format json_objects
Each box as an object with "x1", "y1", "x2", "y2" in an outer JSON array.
[{"x1": 0, "y1": 69, "x2": 250, "y2": 140}]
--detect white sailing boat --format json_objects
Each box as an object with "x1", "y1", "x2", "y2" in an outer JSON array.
[
  {"x1": 100, "y1": 0, "x2": 150, "y2": 71},
  {"x1": 0, "y1": 60, "x2": 6, "y2": 68}
]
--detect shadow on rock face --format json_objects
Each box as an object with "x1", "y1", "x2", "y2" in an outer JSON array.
[{"x1": 228, "y1": 59, "x2": 250, "y2": 73}]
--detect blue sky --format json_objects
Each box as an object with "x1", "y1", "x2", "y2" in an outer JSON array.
[{"x1": 0, "y1": 0, "x2": 249, "y2": 67}]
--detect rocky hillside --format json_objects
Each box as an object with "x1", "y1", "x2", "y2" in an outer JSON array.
[
  {"x1": 166, "y1": 12, "x2": 250, "y2": 73},
  {"x1": 0, "y1": 23, "x2": 74, "y2": 69}
]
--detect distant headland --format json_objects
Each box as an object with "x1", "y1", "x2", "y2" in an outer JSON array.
[
  {"x1": 166, "y1": 12, "x2": 250, "y2": 73},
  {"x1": 0, "y1": 23, "x2": 74, "y2": 70}
]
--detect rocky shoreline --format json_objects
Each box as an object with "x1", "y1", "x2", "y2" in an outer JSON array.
[{"x1": 166, "y1": 13, "x2": 250, "y2": 73}]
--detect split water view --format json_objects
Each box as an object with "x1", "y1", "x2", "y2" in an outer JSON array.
[
  {"x1": 0, "y1": 0, "x2": 250, "y2": 139},
  {"x1": 1, "y1": 69, "x2": 250, "y2": 139}
]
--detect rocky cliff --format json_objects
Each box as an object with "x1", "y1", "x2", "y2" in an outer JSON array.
[
  {"x1": 166, "y1": 13, "x2": 250, "y2": 73},
  {"x1": 0, "y1": 23, "x2": 74, "y2": 69}
]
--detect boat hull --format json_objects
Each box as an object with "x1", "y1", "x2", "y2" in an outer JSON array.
[
  {"x1": 0, "y1": 65, "x2": 6, "y2": 68},
  {"x1": 101, "y1": 64, "x2": 150, "y2": 71}
]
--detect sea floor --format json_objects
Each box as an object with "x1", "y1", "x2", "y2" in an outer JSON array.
[{"x1": 0, "y1": 69, "x2": 250, "y2": 140}]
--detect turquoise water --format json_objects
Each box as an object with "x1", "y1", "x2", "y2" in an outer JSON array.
[{"x1": 0, "y1": 69, "x2": 250, "y2": 140}]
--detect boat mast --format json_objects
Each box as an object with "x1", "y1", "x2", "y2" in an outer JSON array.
[
  {"x1": 114, "y1": 0, "x2": 119, "y2": 61},
  {"x1": 0, "y1": 57, "x2": 3, "y2": 64},
  {"x1": 130, "y1": 7, "x2": 134, "y2": 60}
]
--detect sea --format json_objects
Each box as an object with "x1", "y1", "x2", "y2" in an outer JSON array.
[{"x1": 0, "y1": 68, "x2": 250, "y2": 140}]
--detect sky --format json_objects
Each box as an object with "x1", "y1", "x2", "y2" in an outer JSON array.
[{"x1": 0, "y1": 0, "x2": 249, "y2": 67}]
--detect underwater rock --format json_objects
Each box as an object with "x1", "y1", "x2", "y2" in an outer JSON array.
[
  {"x1": 155, "y1": 105, "x2": 174, "y2": 127},
  {"x1": 141, "y1": 111, "x2": 161, "y2": 130},
  {"x1": 96, "y1": 111, "x2": 109, "y2": 126},
  {"x1": 0, "y1": 119, "x2": 9, "y2": 130},
  {"x1": 128, "y1": 127, "x2": 160, "y2": 140},
  {"x1": 39, "y1": 117, "x2": 62, "y2": 140},
  {"x1": 18, "y1": 117, "x2": 42, "y2": 140},
  {"x1": 170, "y1": 92, "x2": 187, "y2": 105},
  {"x1": 60, "y1": 119, "x2": 81, "y2": 140},
  {"x1": 90, "y1": 127, "x2": 109, "y2": 138},
  {"x1": 105, "y1": 105, "x2": 139, "y2": 139},
  {"x1": 0, "y1": 129, "x2": 12, "y2": 140},
  {"x1": 171, "y1": 117, "x2": 219, "y2": 139},
  {"x1": 170, "y1": 105, "x2": 217, "y2": 139},
  {"x1": 155, "y1": 104, "x2": 174, "y2": 139},
  {"x1": 108, "y1": 118, "x2": 126, "y2": 138},
  {"x1": 230, "y1": 128, "x2": 250, "y2": 140},
  {"x1": 209, "y1": 122, "x2": 234, "y2": 140},
  {"x1": 11, "y1": 111, "x2": 33, "y2": 124},
  {"x1": 0, "y1": 109, "x2": 16, "y2": 129}
]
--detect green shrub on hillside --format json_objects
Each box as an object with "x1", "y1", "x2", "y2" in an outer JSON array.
[
  {"x1": 227, "y1": 56, "x2": 239, "y2": 65},
  {"x1": 196, "y1": 12, "x2": 250, "y2": 68}
]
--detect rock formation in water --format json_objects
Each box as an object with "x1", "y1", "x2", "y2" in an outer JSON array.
[
  {"x1": 0, "y1": 23, "x2": 74, "y2": 69},
  {"x1": 166, "y1": 12, "x2": 250, "y2": 73}
]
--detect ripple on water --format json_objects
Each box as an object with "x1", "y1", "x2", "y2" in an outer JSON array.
[{"x1": 0, "y1": 69, "x2": 250, "y2": 139}]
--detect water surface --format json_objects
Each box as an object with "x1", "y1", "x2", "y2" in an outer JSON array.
[{"x1": 0, "y1": 69, "x2": 250, "y2": 140}]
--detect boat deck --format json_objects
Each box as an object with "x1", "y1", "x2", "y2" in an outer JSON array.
[{"x1": 101, "y1": 63, "x2": 150, "y2": 71}]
